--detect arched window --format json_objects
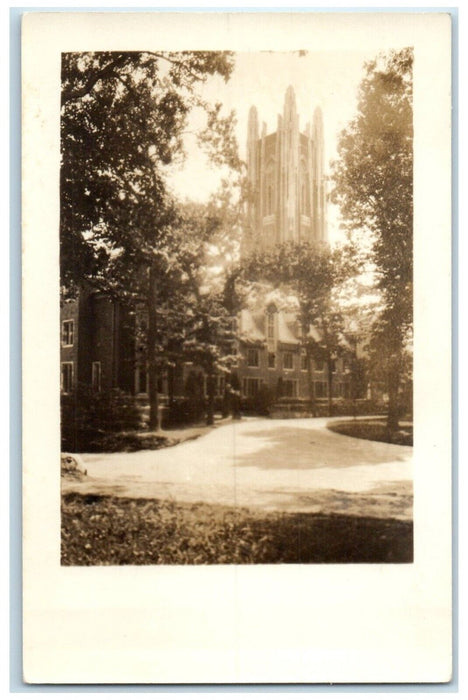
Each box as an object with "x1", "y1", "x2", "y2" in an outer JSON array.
[
  {"x1": 300, "y1": 160, "x2": 309, "y2": 214},
  {"x1": 264, "y1": 159, "x2": 275, "y2": 215}
]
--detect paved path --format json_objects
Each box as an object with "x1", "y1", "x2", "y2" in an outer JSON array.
[{"x1": 62, "y1": 418, "x2": 413, "y2": 520}]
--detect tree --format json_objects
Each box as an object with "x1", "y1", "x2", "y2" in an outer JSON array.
[
  {"x1": 60, "y1": 51, "x2": 239, "y2": 429},
  {"x1": 172, "y1": 202, "x2": 238, "y2": 425},
  {"x1": 242, "y1": 242, "x2": 354, "y2": 416},
  {"x1": 330, "y1": 47, "x2": 413, "y2": 431}
]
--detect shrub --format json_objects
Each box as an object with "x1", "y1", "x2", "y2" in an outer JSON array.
[
  {"x1": 61, "y1": 384, "x2": 142, "y2": 452},
  {"x1": 241, "y1": 385, "x2": 276, "y2": 416},
  {"x1": 327, "y1": 419, "x2": 413, "y2": 446},
  {"x1": 162, "y1": 397, "x2": 206, "y2": 428}
]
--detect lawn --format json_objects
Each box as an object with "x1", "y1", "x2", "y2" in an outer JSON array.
[
  {"x1": 327, "y1": 418, "x2": 413, "y2": 446},
  {"x1": 62, "y1": 493, "x2": 413, "y2": 565}
]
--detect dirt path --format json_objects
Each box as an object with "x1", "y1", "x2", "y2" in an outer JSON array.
[{"x1": 62, "y1": 417, "x2": 413, "y2": 520}]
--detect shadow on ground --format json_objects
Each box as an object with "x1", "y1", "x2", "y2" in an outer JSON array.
[
  {"x1": 234, "y1": 425, "x2": 411, "y2": 470},
  {"x1": 61, "y1": 493, "x2": 413, "y2": 565}
]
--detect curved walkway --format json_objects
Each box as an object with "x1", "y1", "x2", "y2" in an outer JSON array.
[{"x1": 62, "y1": 417, "x2": 413, "y2": 520}]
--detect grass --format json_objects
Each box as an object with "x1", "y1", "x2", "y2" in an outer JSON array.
[
  {"x1": 327, "y1": 418, "x2": 413, "y2": 446},
  {"x1": 62, "y1": 493, "x2": 413, "y2": 565}
]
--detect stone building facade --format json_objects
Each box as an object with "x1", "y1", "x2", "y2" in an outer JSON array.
[
  {"x1": 235, "y1": 87, "x2": 350, "y2": 406},
  {"x1": 243, "y1": 85, "x2": 327, "y2": 256},
  {"x1": 60, "y1": 289, "x2": 136, "y2": 397}
]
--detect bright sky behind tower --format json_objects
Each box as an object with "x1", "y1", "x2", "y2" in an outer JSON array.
[{"x1": 165, "y1": 49, "x2": 406, "y2": 245}]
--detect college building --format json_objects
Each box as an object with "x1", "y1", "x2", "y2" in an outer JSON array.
[
  {"x1": 234, "y1": 85, "x2": 350, "y2": 405},
  {"x1": 60, "y1": 86, "x2": 352, "y2": 413}
]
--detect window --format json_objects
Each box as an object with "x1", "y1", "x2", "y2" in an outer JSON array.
[
  {"x1": 265, "y1": 160, "x2": 275, "y2": 215},
  {"x1": 267, "y1": 184, "x2": 273, "y2": 214},
  {"x1": 300, "y1": 163, "x2": 309, "y2": 214},
  {"x1": 61, "y1": 362, "x2": 74, "y2": 394},
  {"x1": 283, "y1": 352, "x2": 293, "y2": 370},
  {"x1": 243, "y1": 377, "x2": 260, "y2": 397},
  {"x1": 281, "y1": 379, "x2": 297, "y2": 398},
  {"x1": 330, "y1": 359, "x2": 337, "y2": 373},
  {"x1": 268, "y1": 352, "x2": 276, "y2": 369},
  {"x1": 267, "y1": 314, "x2": 275, "y2": 339},
  {"x1": 61, "y1": 320, "x2": 74, "y2": 346},
  {"x1": 315, "y1": 380, "x2": 327, "y2": 398},
  {"x1": 215, "y1": 375, "x2": 225, "y2": 396},
  {"x1": 247, "y1": 348, "x2": 259, "y2": 367},
  {"x1": 92, "y1": 362, "x2": 101, "y2": 392},
  {"x1": 314, "y1": 359, "x2": 324, "y2": 372},
  {"x1": 300, "y1": 351, "x2": 308, "y2": 371}
]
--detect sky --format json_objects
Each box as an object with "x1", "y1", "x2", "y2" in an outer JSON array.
[{"x1": 164, "y1": 48, "x2": 395, "y2": 245}]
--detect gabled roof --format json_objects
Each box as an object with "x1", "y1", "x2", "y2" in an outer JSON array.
[
  {"x1": 277, "y1": 313, "x2": 299, "y2": 346},
  {"x1": 239, "y1": 309, "x2": 265, "y2": 345},
  {"x1": 239, "y1": 306, "x2": 334, "y2": 349}
]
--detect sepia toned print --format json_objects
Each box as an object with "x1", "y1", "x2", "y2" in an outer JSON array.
[
  {"x1": 22, "y1": 12, "x2": 452, "y2": 684},
  {"x1": 59, "y1": 49, "x2": 413, "y2": 566}
]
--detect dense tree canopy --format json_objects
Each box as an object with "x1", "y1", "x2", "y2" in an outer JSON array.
[
  {"x1": 330, "y1": 48, "x2": 413, "y2": 429},
  {"x1": 331, "y1": 47, "x2": 413, "y2": 323},
  {"x1": 60, "y1": 50, "x2": 238, "y2": 295},
  {"x1": 61, "y1": 51, "x2": 241, "y2": 428},
  {"x1": 241, "y1": 242, "x2": 355, "y2": 414}
]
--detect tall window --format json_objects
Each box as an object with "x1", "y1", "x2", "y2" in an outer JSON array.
[
  {"x1": 215, "y1": 375, "x2": 225, "y2": 396},
  {"x1": 300, "y1": 162, "x2": 309, "y2": 214},
  {"x1": 267, "y1": 185, "x2": 273, "y2": 214},
  {"x1": 267, "y1": 314, "x2": 275, "y2": 340},
  {"x1": 91, "y1": 361, "x2": 101, "y2": 392},
  {"x1": 300, "y1": 351, "x2": 308, "y2": 371},
  {"x1": 315, "y1": 380, "x2": 327, "y2": 398},
  {"x1": 283, "y1": 352, "x2": 293, "y2": 370},
  {"x1": 281, "y1": 379, "x2": 297, "y2": 398},
  {"x1": 61, "y1": 362, "x2": 74, "y2": 394},
  {"x1": 265, "y1": 160, "x2": 275, "y2": 215},
  {"x1": 268, "y1": 352, "x2": 276, "y2": 369},
  {"x1": 247, "y1": 348, "x2": 259, "y2": 367},
  {"x1": 61, "y1": 320, "x2": 74, "y2": 346},
  {"x1": 243, "y1": 377, "x2": 260, "y2": 397}
]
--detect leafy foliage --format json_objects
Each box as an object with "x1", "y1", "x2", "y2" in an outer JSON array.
[
  {"x1": 61, "y1": 494, "x2": 413, "y2": 565},
  {"x1": 61, "y1": 386, "x2": 143, "y2": 452},
  {"x1": 330, "y1": 48, "x2": 413, "y2": 429},
  {"x1": 241, "y1": 241, "x2": 356, "y2": 413},
  {"x1": 61, "y1": 51, "x2": 241, "y2": 428},
  {"x1": 61, "y1": 50, "x2": 236, "y2": 296}
]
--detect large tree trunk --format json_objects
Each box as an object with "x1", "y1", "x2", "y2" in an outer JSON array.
[
  {"x1": 230, "y1": 371, "x2": 241, "y2": 420},
  {"x1": 147, "y1": 265, "x2": 160, "y2": 431},
  {"x1": 168, "y1": 364, "x2": 175, "y2": 407},
  {"x1": 327, "y1": 354, "x2": 333, "y2": 417},
  {"x1": 386, "y1": 357, "x2": 401, "y2": 434},
  {"x1": 206, "y1": 372, "x2": 215, "y2": 426},
  {"x1": 306, "y1": 350, "x2": 317, "y2": 417}
]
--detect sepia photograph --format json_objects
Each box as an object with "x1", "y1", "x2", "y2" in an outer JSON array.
[
  {"x1": 59, "y1": 47, "x2": 414, "y2": 566},
  {"x1": 22, "y1": 11, "x2": 452, "y2": 684}
]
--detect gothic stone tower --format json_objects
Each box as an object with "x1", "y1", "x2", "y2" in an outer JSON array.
[{"x1": 243, "y1": 85, "x2": 327, "y2": 255}]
